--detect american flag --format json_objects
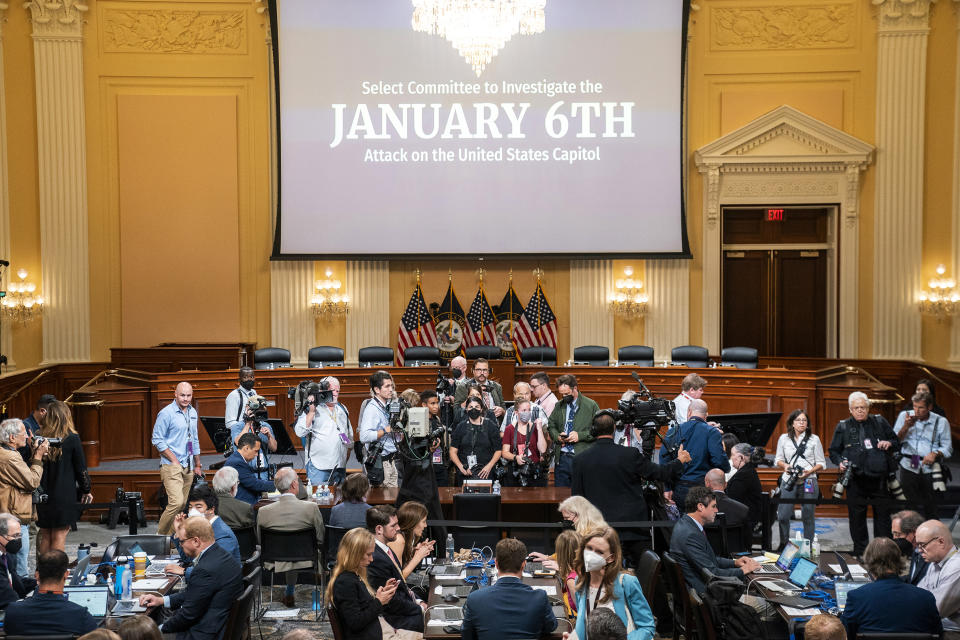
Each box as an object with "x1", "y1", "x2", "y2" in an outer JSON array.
[
  {"x1": 515, "y1": 283, "x2": 558, "y2": 350},
  {"x1": 464, "y1": 287, "x2": 497, "y2": 348},
  {"x1": 396, "y1": 283, "x2": 438, "y2": 366}
]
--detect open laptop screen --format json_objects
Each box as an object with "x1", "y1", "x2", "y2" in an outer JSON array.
[
  {"x1": 788, "y1": 557, "x2": 817, "y2": 589},
  {"x1": 64, "y1": 585, "x2": 110, "y2": 618},
  {"x1": 776, "y1": 541, "x2": 801, "y2": 572},
  {"x1": 834, "y1": 581, "x2": 865, "y2": 610}
]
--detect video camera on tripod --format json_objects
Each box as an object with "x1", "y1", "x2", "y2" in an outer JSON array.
[{"x1": 288, "y1": 379, "x2": 335, "y2": 416}]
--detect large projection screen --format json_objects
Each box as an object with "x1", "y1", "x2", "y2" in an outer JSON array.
[{"x1": 270, "y1": 0, "x2": 690, "y2": 259}]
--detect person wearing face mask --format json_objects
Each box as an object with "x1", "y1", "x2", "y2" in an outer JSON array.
[
  {"x1": 774, "y1": 409, "x2": 826, "y2": 546},
  {"x1": 829, "y1": 390, "x2": 900, "y2": 557},
  {"x1": 167, "y1": 485, "x2": 240, "y2": 579},
  {"x1": 547, "y1": 374, "x2": 599, "y2": 488},
  {"x1": 566, "y1": 527, "x2": 655, "y2": 640},
  {"x1": 450, "y1": 397, "x2": 502, "y2": 485},
  {"x1": 453, "y1": 359, "x2": 505, "y2": 418},
  {"x1": 0, "y1": 513, "x2": 35, "y2": 610},
  {"x1": 226, "y1": 367, "x2": 277, "y2": 482},
  {"x1": 139, "y1": 517, "x2": 242, "y2": 638},
  {"x1": 501, "y1": 399, "x2": 548, "y2": 487},
  {"x1": 725, "y1": 443, "x2": 764, "y2": 535},
  {"x1": 499, "y1": 382, "x2": 547, "y2": 434}
]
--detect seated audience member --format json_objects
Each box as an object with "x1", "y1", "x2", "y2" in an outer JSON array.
[
  {"x1": 721, "y1": 433, "x2": 740, "y2": 482},
  {"x1": 3, "y1": 549, "x2": 97, "y2": 636},
  {"x1": 168, "y1": 484, "x2": 240, "y2": 575},
  {"x1": 139, "y1": 517, "x2": 243, "y2": 638},
  {"x1": 725, "y1": 443, "x2": 764, "y2": 533},
  {"x1": 916, "y1": 519, "x2": 960, "y2": 634},
  {"x1": 586, "y1": 608, "x2": 628, "y2": 640},
  {"x1": 257, "y1": 467, "x2": 325, "y2": 608},
  {"x1": 842, "y1": 537, "x2": 942, "y2": 637},
  {"x1": 804, "y1": 614, "x2": 847, "y2": 640},
  {"x1": 528, "y1": 496, "x2": 608, "y2": 565},
  {"x1": 330, "y1": 472, "x2": 372, "y2": 529},
  {"x1": 0, "y1": 513, "x2": 35, "y2": 609},
  {"x1": 365, "y1": 505, "x2": 425, "y2": 633},
  {"x1": 117, "y1": 614, "x2": 163, "y2": 640},
  {"x1": 328, "y1": 527, "x2": 409, "y2": 640},
  {"x1": 555, "y1": 529, "x2": 581, "y2": 618},
  {"x1": 224, "y1": 432, "x2": 275, "y2": 504},
  {"x1": 461, "y1": 538, "x2": 557, "y2": 640},
  {"x1": 669, "y1": 486, "x2": 759, "y2": 594},
  {"x1": 388, "y1": 501, "x2": 434, "y2": 580},
  {"x1": 892, "y1": 509, "x2": 929, "y2": 584},
  {"x1": 79, "y1": 630, "x2": 121, "y2": 640},
  {"x1": 212, "y1": 466, "x2": 255, "y2": 529},
  {"x1": 569, "y1": 527, "x2": 655, "y2": 640},
  {"x1": 703, "y1": 468, "x2": 751, "y2": 553}
]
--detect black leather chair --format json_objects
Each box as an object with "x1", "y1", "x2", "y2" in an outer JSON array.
[
  {"x1": 259, "y1": 527, "x2": 322, "y2": 619},
  {"x1": 232, "y1": 525, "x2": 257, "y2": 560},
  {"x1": 670, "y1": 345, "x2": 710, "y2": 368},
  {"x1": 720, "y1": 346, "x2": 758, "y2": 369},
  {"x1": 254, "y1": 347, "x2": 291, "y2": 370},
  {"x1": 357, "y1": 346, "x2": 394, "y2": 367},
  {"x1": 618, "y1": 345, "x2": 654, "y2": 367},
  {"x1": 308, "y1": 346, "x2": 344, "y2": 368},
  {"x1": 222, "y1": 583, "x2": 256, "y2": 640},
  {"x1": 689, "y1": 590, "x2": 718, "y2": 640},
  {"x1": 323, "y1": 525, "x2": 348, "y2": 570},
  {"x1": 521, "y1": 346, "x2": 557, "y2": 366},
  {"x1": 635, "y1": 549, "x2": 661, "y2": 605},
  {"x1": 452, "y1": 493, "x2": 501, "y2": 550},
  {"x1": 465, "y1": 345, "x2": 501, "y2": 360},
  {"x1": 403, "y1": 346, "x2": 441, "y2": 366},
  {"x1": 115, "y1": 534, "x2": 170, "y2": 557},
  {"x1": 573, "y1": 345, "x2": 609, "y2": 366},
  {"x1": 660, "y1": 552, "x2": 697, "y2": 640}
]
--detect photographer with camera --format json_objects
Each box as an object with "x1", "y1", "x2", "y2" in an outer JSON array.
[
  {"x1": 152, "y1": 382, "x2": 202, "y2": 536},
  {"x1": 294, "y1": 377, "x2": 351, "y2": 486},
  {"x1": 359, "y1": 371, "x2": 401, "y2": 487},
  {"x1": 453, "y1": 358, "x2": 505, "y2": 418},
  {"x1": 499, "y1": 382, "x2": 548, "y2": 434},
  {"x1": 450, "y1": 396, "x2": 502, "y2": 485},
  {"x1": 501, "y1": 398, "x2": 548, "y2": 487},
  {"x1": 894, "y1": 391, "x2": 952, "y2": 520},
  {"x1": 774, "y1": 409, "x2": 826, "y2": 546},
  {"x1": 226, "y1": 368, "x2": 276, "y2": 481},
  {"x1": 829, "y1": 391, "x2": 901, "y2": 557},
  {"x1": 0, "y1": 418, "x2": 48, "y2": 578}
]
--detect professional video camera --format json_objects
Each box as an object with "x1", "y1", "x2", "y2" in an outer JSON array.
[
  {"x1": 436, "y1": 370, "x2": 456, "y2": 397},
  {"x1": 608, "y1": 372, "x2": 676, "y2": 429},
  {"x1": 387, "y1": 397, "x2": 445, "y2": 444},
  {"x1": 287, "y1": 379, "x2": 334, "y2": 416},
  {"x1": 246, "y1": 395, "x2": 269, "y2": 422}
]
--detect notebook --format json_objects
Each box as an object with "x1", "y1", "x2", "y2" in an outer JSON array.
[{"x1": 64, "y1": 585, "x2": 110, "y2": 619}]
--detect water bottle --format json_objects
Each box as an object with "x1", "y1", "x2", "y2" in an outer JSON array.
[
  {"x1": 77, "y1": 544, "x2": 89, "y2": 561},
  {"x1": 812, "y1": 534, "x2": 821, "y2": 560},
  {"x1": 305, "y1": 478, "x2": 313, "y2": 499},
  {"x1": 446, "y1": 533, "x2": 455, "y2": 560},
  {"x1": 114, "y1": 559, "x2": 126, "y2": 598},
  {"x1": 493, "y1": 480, "x2": 501, "y2": 495},
  {"x1": 122, "y1": 559, "x2": 133, "y2": 599}
]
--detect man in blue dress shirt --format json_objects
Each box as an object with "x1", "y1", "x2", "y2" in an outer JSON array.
[
  {"x1": 152, "y1": 382, "x2": 202, "y2": 536},
  {"x1": 894, "y1": 391, "x2": 952, "y2": 519},
  {"x1": 225, "y1": 367, "x2": 276, "y2": 481}
]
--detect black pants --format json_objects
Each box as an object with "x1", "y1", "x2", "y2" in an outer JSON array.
[
  {"x1": 899, "y1": 467, "x2": 939, "y2": 520},
  {"x1": 846, "y1": 474, "x2": 893, "y2": 555}
]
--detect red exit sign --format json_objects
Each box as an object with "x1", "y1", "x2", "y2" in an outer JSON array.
[{"x1": 767, "y1": 208, "x2": 784, "y2": 221}]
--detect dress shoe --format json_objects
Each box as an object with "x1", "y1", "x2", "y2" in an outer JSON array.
[{"x1": 282, "y1": 594, "x2": 296, "y2": 608}]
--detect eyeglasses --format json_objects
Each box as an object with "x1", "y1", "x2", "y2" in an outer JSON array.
[{"x1": 917, "y1": 536, "x2": 942, "y2": 550}]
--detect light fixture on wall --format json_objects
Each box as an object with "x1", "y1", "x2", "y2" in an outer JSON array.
[
  {"x1": 608, "y1": 266, "x2": 648, "y2": 318},
  {"x1": 1, "y1": 268, "x2": 44, "y2": 324},
  {"x1": 918, "y1": 264, "x2": 960, "y2": 320},
  {"x1": 310, "y1": 269, "x2": 350, "y2": 319}
]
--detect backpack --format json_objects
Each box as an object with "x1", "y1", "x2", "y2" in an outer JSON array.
[{"x1": 701, "y1": 578, "x2": 766, "y2": 640}]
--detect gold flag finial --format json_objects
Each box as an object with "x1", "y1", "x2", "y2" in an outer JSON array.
[
  {"x1": 448, "y1": 268, "x2": 453, "y2": 282},
  {"x1": 533, "y1": 267, "x2": 544, "y2": 282}
]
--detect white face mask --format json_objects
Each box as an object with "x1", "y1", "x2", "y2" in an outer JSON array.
[
  {"x1": 583, "y1": 549, "x2": 607, "y2": 573},
  {"x1": 188, "y1": 508, "x2": 204, "y2": 518}
]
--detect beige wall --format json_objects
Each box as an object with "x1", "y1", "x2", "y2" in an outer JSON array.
[{"x1": 2, "y1": 0, "x2": 958, "y2": 371}]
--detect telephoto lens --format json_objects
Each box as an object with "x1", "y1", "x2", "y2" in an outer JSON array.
[{"x1": 932, "y1": 463, "x2": 947, "y2": 492}]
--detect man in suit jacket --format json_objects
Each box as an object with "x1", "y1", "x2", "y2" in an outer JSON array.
[
  {"x1": 140, "y1": 517, "x2": 243, "y2": 640},
  {"x1": 3, "y1": 550, "x2": 96, "y2": 636},
  {"x1": 0, "y1": 514, "x2": 35, "y2": 610},
  {"x1": 213, "y1": 466, "x2": 256, "y2": 529},
  {"x1": 669, "y1": 486, "x2": 759, "y2": 594},
  {"x1": 225, "y1": 432, "x2": 275, "y2": 504},
  {"x1": 365, "y1": 505, "x2": 425, "y2": 632},
  {"x1": 547, "y1": 373, "x2": 600, "y2": 487},
  {"x1": 572, "y1": 411, "x2": 689, "y2": 566},
  {"x1": 167, "y1": 485, "x2": 242, "y2": 581},
  {"x1": 704, "y1": 468, "x2": 751, "y2": 554},
  {"x1": 892, "y1": 509, "x2": 929, "y2": 585},
  {"x1": 461, "y1": 538, "x2": 556, "y2": 640},
  {"x1": 842, "y1": 537, "x2": 942, "y2": 637},
  {"x1": 257, "y1": 468, "x2": 325, "y2": 607},
  {"x1": 453, "y1": 358, "x2": 505, "y2": 419}
]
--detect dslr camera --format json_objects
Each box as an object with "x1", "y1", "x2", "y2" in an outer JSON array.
[
  {"x1": 33, "y1": 436, "x2": 62, "y2": 447},
  {"x1": 288, "y1": 379, "x2": 334, "y2": 416},
  {"x1": 436, "y1": 370, "x2": 455, "y2": 397}
]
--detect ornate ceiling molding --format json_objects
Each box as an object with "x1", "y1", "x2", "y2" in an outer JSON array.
[
  {"x1": 872, "y1": 0, "x2": 935, "y2": 31},
  {"x1": 24, "y1": 0, "x2": 88, "y2": 38}
]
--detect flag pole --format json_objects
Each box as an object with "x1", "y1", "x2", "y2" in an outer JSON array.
[
  {"x1": 416, "y1": 268, "x2": 422, "y2": 342},
  {"x1": 534, "y1": 267, "x2": 543, "y2": 346}
]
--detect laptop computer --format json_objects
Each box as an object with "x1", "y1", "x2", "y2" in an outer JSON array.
[
  {"x1": 70, "y1": 554, "x2": 92, "y2": 586},
  {"x1": 761, "y1": 557, "x2": 821, "y2": 608},
  {"x1": 64, "y1": 585, "x2": 111, "y2": 619},
  {"x1": 834, "y1": 551, "x2": 871, "y2": 582},
  {"x1": 441, "y1": 585, "x2": 475, "y2": 598},
  {"x1": 430, "y1": 564, "x2": 462, "y2": 576},
  {"x1": 753, "y1": 541, "x2": 801, "y2": 574},
  {"x1": 834, "y1": 580, "x2": 866, "y2": 611}
]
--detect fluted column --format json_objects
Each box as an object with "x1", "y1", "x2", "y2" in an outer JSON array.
[
  {"x1": 270, "y1": 262, "x2": 313, "y2": 366},
  {"x1": 0, "y1": 0, "x2": 13, "y2": 371},
  {"x1": 569, "y1": 260, "x2": 613, "y2": 361},
  {"x1": 26, "y1": 0, "x2": 90, "y2": 363},
  {"x1": 871, "y1": 0, "x2": 932, "y2": 359},
  {"x1": 645, "y1": 259, "x2": 690, "y2": 363},
  {"x1": 949, "y1": 1, "x2": 960, "y2": 367},
  {"x1": 345, "y1": 261, "x2": 390, "y2": 366}
]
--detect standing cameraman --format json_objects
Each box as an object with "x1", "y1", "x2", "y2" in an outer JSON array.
[
  {"x1": 0, "y1": 418, "x2": 49, "y2": 577},
  {"x1": 359, "y1": 371, "x2": 400, "y2": 487},
  {"x1": 226, "y1": 368, "x2": 276, "y2": 480},
  {"x1": 295, "y1": 377, "x2": 351, "y2": 487},
  {"x1": 829, "y1": 391, "x2": 901, "y2": 556}
]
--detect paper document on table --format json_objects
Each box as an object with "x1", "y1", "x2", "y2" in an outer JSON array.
[
  {"x1": 756, "y1": 580, "x2": 791, "y2": 592},
  {"x1": 427, "y1": 619, "x2": 451, "y2": 627},
  {"x1": 829, "y1": 564, "x2": 867, "y2": 574},
  {"x1": 781, "y1": 606, "x2": 818, "y2": 617},
  {"x1": 532, "y1": 586, "x2": 557, "y2": 595},
  {"x1": 263, "y1": 609, "x2": 300, "y2": 619},
  {"x1": 131, "y1": 579, "x2": 169, "y2": 590},
  {"x1": 754, "y1": 555, "x2": 772, "y2": 564}
]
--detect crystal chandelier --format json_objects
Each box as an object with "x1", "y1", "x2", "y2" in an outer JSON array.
[
  {"x1": 412, "y1": 0, "x2": 546, "y2": 77},
  {"x1": 608, "y1": 266, "x2": 648, "y2": 318},
  {"x1": 1, "y1": 268, "x2": 44, "y2": 324},
  {"x1": 918, "y1": 264, "x2": 960, "y2": 320},
  {"x1": 311, "y1": 270, "x2": 350, "y2": 319}
]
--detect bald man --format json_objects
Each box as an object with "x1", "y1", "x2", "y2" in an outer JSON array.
[
  {"x1": 917, "y1": 519, "x2": 960, "y2": 633},
  {"x1": 152, "y1": 382, "x2": 202, "y2": 535},
  {"x1": 661, "y1": 399, "x2": 729, "y2": 510}
]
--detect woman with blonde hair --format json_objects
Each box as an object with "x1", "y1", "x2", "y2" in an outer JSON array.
[
  {"x1": 568, "y1": 527, "x2": 655, "y2": 640},
  {"x1": 328, "y1": 528, "x2": 422, "y2": 640},
  {"x1": 387, "y1": 501, "x2": 435, "y2": 579},
  {"x1": 36, "y1": 401, "x2": 92, "y2": 553},
  {"x1": 530, "y1": 495, "x2": 608, "y2": 566}
]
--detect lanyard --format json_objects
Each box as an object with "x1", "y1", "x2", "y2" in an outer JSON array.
[{"x1": 584, "y1": 584, "x2": 605, "y2": 616}]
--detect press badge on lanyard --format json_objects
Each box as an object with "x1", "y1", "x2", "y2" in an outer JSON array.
[{"x1": 804, "y1": 478, "x2": 815, "y2": 493}]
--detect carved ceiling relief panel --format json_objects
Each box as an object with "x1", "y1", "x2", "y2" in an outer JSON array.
[
  {"x1": 711, "y1": 4, "x2": 854, "y2": 50},
  {"x1": 102, "y1": 9, "x2": 245, "y2": 53}
]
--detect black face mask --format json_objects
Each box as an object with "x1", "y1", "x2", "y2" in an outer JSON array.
[
  {"x1": 467, "y1": 408, "x2": 483, "y2": 420},
  {"x1": 4, "y1": 537, "x2": 22, "y2": 556},
  {"x1": 240, "y1": 380, "x2": 255, "y2": 391},
  {"x1": 451, "y1": 369, "x2": 463, "y2": 379},
  {"x1": 560, "y1": 519, "x2": 575, "y2": 531},
  {"x1": 561, "y1": 394, "x2": 575, "y2": 405}
]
